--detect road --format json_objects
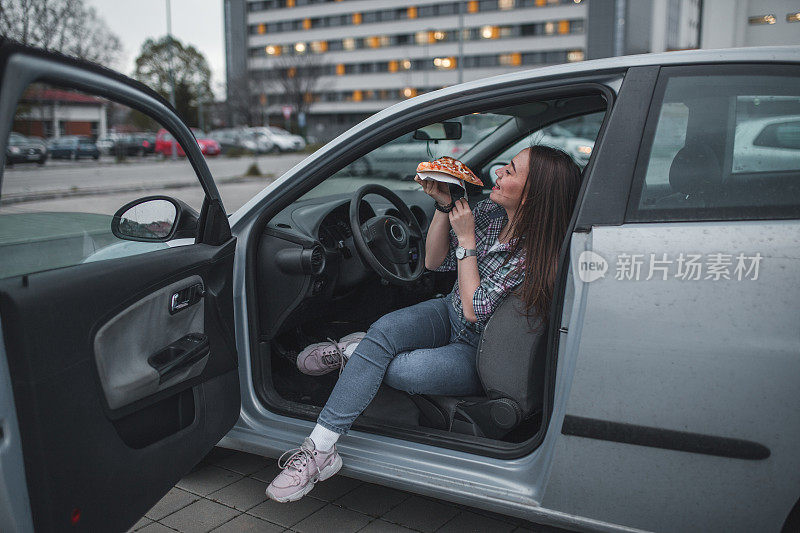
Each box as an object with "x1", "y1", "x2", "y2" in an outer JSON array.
[{"x1": 1, "y1": 153, "x2": 308, "y2": 213}]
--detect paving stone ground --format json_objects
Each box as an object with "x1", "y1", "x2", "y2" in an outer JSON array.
[{"x1": 129, "y1": 448, "x2": 571, "y2": 533}]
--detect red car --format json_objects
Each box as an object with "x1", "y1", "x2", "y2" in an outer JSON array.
[{"x1": 155, "y1": 128, "x2": 220, "y2": 157}]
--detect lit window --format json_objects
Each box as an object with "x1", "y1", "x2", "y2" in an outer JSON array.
[
  {"x1": 265, "y1": 45, "x2": 282, "y2": 55},
  {"x1": 294, "y1": 42, "x2": 306, "y2": 53},
  {"x1": 343, "y1": 37, "x2": 356, "y2": 50},
  {"x1": 408, "y1": 6, "x2": 417, "y2": 19},
  {"x1": 336, "y1": 63, "x2": 345, "y2": 75},
  {"x1": 567, "y1": 50, "x2": 584, "y2": 62},
  {"x1": 415, "y1": 31, "x2": 429, "y2": 45},
  {"x1": 499, "y1": 0, "x2": 514, "y2": 10},
  {"x1": 379, "y1": 35, "x2": 390, "y2": 46},
  {"x1": 468, "y1": 0, "x2": 478, "y2": 13},
  {"x1": 353, "y1": 90, "x2": 363, "y2": 102},
  {"x1": 257, "y1": 24, "x2": 266, "y2": 35},
  {"x1": 558, "y1": 20, "x2": 569, "y2": 34},
  {"x1": 311, "y1": 40, "x2": 328, "y2": 53},
  {"x1": 433, "y1": 57, "x2": 456, "y2": 69},
  {"x1": 401, "y1": 59, "x2": 412, "y2": 70},
  {"x1": 481, "y1": 26, "x2": 498, "y2": 39},
  {"x1": 352, "y1": 12, "x2": 362, "y2": 24},
  {"x1": 748, "y1": 14, "x2": 776, "y2": 24},
  {"x1": 288, "y1": 67, "x2": 297, "y2": 78},
  {"x1": 367, "y1": 36, "x2": 379, "y2": 48},
  {"x1": 535, "y1": 0, "x2": 545, "y2": 5},
  {"x1": 499, "y1": 52, "x2": 521, "y2": 66},
  {"x1": 388, "y1": 60, "x2": 398, "y2": 72},
  {"x1": 287, "y1": 0, "x2": 295, "y2": 6},
  {"x1": 544, "y1": 21, "x2": 555, "y2": 34},
  {"x1": 788, "y1": 12, "x2": 800, "y2": 22},
  {"x1": 433, "y1": 30, "x2": 446, "y2": 41},
  {"x1": 303, "y1": 18, "x2": 311, "y2": 30},
  {"x1": 402, "y1": 87, "x2": 417, "y2": 98}
]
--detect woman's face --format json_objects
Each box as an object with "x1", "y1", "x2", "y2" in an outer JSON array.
[{"x1": 490, "y1": 148, "x2": 530, "y2": 210}]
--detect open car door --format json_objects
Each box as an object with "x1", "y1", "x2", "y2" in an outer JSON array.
[{"x1": 0, "y1": 43, "x2": 240, "y2": 531}]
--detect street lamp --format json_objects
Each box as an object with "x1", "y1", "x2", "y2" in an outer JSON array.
[{"x1": 166, "y1": 0, "x2": 177, "y2": 160}]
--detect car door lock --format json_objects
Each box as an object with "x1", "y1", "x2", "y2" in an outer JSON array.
[{"x1": 169, "y1": 283, "x2": 205, "y2": 314}]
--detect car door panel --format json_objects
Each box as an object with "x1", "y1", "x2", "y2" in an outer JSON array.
[
  {"x1": 0, "y1": 43, "x2": 241, "y2": 532},
  {"x1": 0, "y1": 240, "x2": 239, "y2": 531},
  {"x1": 94, "y1": 274, "x2": 208, "y2": 410}
]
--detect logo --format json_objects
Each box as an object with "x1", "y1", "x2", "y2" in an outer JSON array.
[{"x1": 578, "y1": 250, "x2": 608, "y2": 282}]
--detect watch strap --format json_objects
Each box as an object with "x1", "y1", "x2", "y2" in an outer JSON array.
[{"x1": 434, "y1": 201, "x2": 455, "y2": 213}]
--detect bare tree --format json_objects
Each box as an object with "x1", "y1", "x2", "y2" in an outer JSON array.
[
  {"x1": 267, "y1": 54, "x2": 325, "y2": 120},
  {"x1": 226, "y1": 72, "x2": 257, "y2": 127},
  {"x1": 0, "y1": 0, "x2": 122, "y2": 67}
]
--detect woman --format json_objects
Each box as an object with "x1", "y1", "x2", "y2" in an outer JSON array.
[{"x1": 266, "y1": 145, "x2": 581, "y2": 503}]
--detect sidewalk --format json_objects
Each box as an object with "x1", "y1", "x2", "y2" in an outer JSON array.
[{"x1": 128, "y1": 448, "x2": 570, "y2": 533}]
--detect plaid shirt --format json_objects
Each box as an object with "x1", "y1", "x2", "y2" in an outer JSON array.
[{"x1": 433, "y1": 199, "x2": 525, "y2": 333}]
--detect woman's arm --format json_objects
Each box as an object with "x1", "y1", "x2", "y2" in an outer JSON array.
[
  {"x1": 424, "y1": 209, "x2": 452, "y2": 270},
  {"x1": 415, "y1": 177, "x2": 453, "y2": 270},
  {"x1": 449, "y1": 198, "x2": 481, "y2": 323}
]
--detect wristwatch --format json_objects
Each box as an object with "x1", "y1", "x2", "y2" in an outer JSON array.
[{"x1": 455, "y1": 246, "x2": 477, "y2": 260}]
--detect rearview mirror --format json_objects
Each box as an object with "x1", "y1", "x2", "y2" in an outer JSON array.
[
  {"x1": 112, "y1": 196, "x2": 197, "y2": 242},
  {"x1": 413, "y1": 121, "x2": 462, "y2": 141}
]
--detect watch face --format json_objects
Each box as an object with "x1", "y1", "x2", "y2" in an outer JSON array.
[{"x1": 455, "y1": 246, "x2": 465, "y2": 260}]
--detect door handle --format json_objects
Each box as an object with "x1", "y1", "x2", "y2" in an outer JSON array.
[
  {"x1": 169, "y1": 283, "x2": 205, "y2": 314},
  {"x1": 148, "y1": 333, "x2": 210, "y2": 384}
]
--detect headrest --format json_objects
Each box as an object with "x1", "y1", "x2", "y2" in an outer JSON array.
[{"x1": 668, "y1": 144, "x2": 722, "y2": 196}]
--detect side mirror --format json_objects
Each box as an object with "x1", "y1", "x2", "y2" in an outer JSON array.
[
  {"x1": 413, "y1": 121, "x2": 462, "y2": 141},
  {"x1": 112, "y1": 196, "x2": 198, "y2": 242}
]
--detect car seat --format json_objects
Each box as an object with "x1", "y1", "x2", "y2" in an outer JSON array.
[{"x1": 410, "y1": 295, "x2": 547, "y2": 439}]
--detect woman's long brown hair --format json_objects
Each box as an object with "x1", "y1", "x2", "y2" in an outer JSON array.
[{"x1": 505, "y1": 144, "x2": 581, "y2": 324}]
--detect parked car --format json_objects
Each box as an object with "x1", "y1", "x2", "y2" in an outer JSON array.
[
  {"x1": 733, "y1": 114, "x2": 800, "y2": 173},
  {"x1": 252, "y1": 126, "x2": 306, "y2": 152},
  {"x1": 2, "y1": 42, "x2": 800, "y2": 533},
  {"x1": 155, "y1": 128, "x2": 220, "y2": 157},
  {"x1": 209, "y1": 128, "x2": 274, "y2": 154},
  {"x1": 95, "y1": 132, "x2": 124, "y2": 156},
  {"x1": 47, "y1": 135, "x2": 99, "y2": 160},
  {"x1": 112, "y1": 133, "x2": 156, "y2": 157},
  {"x1": 5, "y1": 132, "x2": 46, "y2": 166}
]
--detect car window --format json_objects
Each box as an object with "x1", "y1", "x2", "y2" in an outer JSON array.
[
  {"x1": 298, "y1": 112, "x2": 508, "y2": 201},
  {"x1": 0, "y1": 82, "x2": 206, "y2": 279},
  {"x1": 628, "y1": 69, "x2": 800, "y2": 221},
  {"x1": 490, "y1": 112, "x2": 604, "y2": 172}
]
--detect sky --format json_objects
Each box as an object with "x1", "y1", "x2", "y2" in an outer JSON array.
[{"x1": 86, "y1": 0, "x2": 226, "y2": 97}]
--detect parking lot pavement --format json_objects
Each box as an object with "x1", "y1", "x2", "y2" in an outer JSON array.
[{"x1": 129, "y1": 448, "x2": 571, "y2": 533}]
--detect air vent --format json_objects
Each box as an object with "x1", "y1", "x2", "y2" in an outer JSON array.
[{"x1": 310, "y1": 245, "x2": 325, "y2": 275}]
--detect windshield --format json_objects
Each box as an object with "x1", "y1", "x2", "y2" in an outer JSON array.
[{"x1": 299, "y1": 112, "x2": 509, "y2": 201}]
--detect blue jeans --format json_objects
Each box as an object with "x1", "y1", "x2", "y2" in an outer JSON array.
[{"x1": 317, "y1": 297, "x2": 483, "y2": 434}]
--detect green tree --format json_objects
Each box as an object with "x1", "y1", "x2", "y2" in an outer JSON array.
[{"x1": 133, "y1": 36, "x2": 213, "y2": 128}]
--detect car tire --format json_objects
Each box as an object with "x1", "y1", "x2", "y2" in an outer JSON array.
[
  {"x1": 37, "y1": 157, "x2": 46, "y2": 166},
  {"x1": 93, "y1": 154, "x2": 99, "y2": 160}
]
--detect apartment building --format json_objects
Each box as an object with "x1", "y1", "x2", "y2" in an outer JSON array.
[{"x1": 224, "y1": 0, "x2": 705, "y2": 140}]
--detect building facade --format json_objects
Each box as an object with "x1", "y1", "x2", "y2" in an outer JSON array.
[{"x1": 224, "y1": 0, "x2": 705, "y2": 141}]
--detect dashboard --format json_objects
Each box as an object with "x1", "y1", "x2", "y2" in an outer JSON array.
[{"x1": 255, "y1": 190, "x2": 434, "y2": 339}]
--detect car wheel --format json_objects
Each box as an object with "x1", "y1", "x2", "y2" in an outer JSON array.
[
  {"x1": 37, "y1": 157, "x2": 46, "y2": 166},
  {"x1": 93, "y1": 154, "x2": 99, "y2": 160}
]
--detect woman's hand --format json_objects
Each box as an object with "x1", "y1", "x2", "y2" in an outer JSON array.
[
  {"x1": 449, "y1": 198, "x2": 476, "y2": 248},
  {"x1": 415, "y1": 176, "x2": 451, "y2": 206}
]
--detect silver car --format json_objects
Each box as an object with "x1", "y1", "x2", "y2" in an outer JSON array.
[{"x1": 0, "y1": 42, "x2": 799, "y2": 533}]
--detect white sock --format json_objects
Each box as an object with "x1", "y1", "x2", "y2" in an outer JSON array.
[{"x1": 309, "y1": 424, "x2": 340, "y2": 452}]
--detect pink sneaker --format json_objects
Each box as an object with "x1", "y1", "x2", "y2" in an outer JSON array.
[
  {"x1": 265, "y1": 437, "x2": 342, "y2": 503},
  {"x1": 296, "y1": 333, "x2": 366, "y2": 376}
]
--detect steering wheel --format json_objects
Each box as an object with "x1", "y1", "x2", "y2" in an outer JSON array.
[{"x1": 349, "y1": 184, "x2": 426, "y2": 285}]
